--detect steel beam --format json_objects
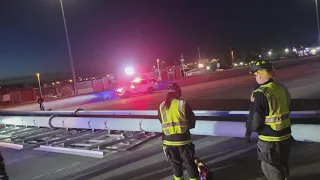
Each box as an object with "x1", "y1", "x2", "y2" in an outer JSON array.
[
  {"x1": 34, "y1": 145, "x2": 109, "y2": 158},
  {"x1": 22, "y1": 129, "x2": 65, "y2": 143},
  {"x1": 49, "y1": 130, "x2": 105, "y2": 147}
]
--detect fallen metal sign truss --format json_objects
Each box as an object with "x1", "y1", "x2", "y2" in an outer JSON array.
[
  {"x1": 0, "y1": 109, "x2": 320, "y2": 157},
  {"x1": 0, "y1": 125, "x2": 158, "y2": 158},
  {"x1": 1, "y1": 109, "x2": 320, "y2": 118}
]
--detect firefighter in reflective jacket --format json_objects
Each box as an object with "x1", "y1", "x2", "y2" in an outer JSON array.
[
  {"x1": 246, "y1": 60, "x2": 293, "y2": 180},
  {"x1": 158, "y1": 83, "x2": 199, "y2": 180}
]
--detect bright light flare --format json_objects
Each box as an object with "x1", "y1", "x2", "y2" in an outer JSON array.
[
  {"x1": 285, "y1": 48, "x2": 289, "y2": 53},
  {"x1": 198, "y1": 63, "x2": 204, "y2": 68},
  {"x1": 117, "y1": 88, "x2": 124, "y2": 92},
  {"x1": 130, "y1": 85, "x2": 135, "y2": 89},
  {"x1": 132, "y1": 77, "x2": 141, "y2": 83},
  {"x1": 125, "y1": 67, "x2": 135, "y2": 75},
  {"x1": 206, "y1": 66, "x2": 210, "y2": 70},
  {"x1": 268, "y1": 51, "x2": 272, "y2": 55}
]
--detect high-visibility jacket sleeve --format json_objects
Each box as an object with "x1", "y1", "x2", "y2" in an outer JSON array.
[
  {"x1": 185, "y1": 102, "x2": 196, "y2": 129},
  {"x1": 247, "y1": 92, "x2": 269, "y2": 133}
]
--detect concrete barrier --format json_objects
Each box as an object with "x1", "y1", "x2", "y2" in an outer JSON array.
[{"x1": 2, "y1": 90, "x2": 117, "y2": 111}]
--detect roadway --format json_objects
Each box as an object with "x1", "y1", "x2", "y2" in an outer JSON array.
[
  {"x1": 60, "y1": 59, "x2": 320, "y2": 111},
  {"x1": 1, "y1": 60, "x2": 320, "y2": 180}
]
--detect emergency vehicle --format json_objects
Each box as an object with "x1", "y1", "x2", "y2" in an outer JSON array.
[{"x1": 116, "y1": 77, "x2": 158, "y2": 98}]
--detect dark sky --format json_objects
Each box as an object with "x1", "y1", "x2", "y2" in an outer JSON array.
[{"x1": 0, "y1": 0, "x2": 319, "y2": 85}]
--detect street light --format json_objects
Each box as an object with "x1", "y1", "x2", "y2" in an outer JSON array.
[
  {"x1": 59, "y1": 0, "x2": 77, "y2": 95},
  {"x1": 268, "y1": 51, "x2": 272, "y2": 56},
  {"x1": 156, "y1": 59, "x2": 161, "y2": 80},
  {"x1": 125, "y1": 67, "x2": 135, "y2": 75},
  {"x1": 285, "y1": 48, "x2": 289, "y2": 53},
  {"x1": 36, "y1": 73, "x2": 43, "y2": 98}
]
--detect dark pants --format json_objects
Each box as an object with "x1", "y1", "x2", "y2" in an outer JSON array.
[
  {"x1": 164, "y1": 143, "x2": 199, "y2": 179},
  {"x1": 39, "y1": 103, "x2": 44, "y2": 111},
  {"x1": 0, "y1": 152, "x2": 8, "y2": 180},
  {"x1": 257, "y1": 138, "x2": 292, "y2": 180}
]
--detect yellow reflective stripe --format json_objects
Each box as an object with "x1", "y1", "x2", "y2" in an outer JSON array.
[
  {"x1": 265, "y1": 114, "x2": 290, "y2": 123},
  {"x1": 259, "y1": 134, "x2": 291, "y2": 142},
  {"x1": 174, "y1": 175, "x2": 184, "y2": 180},
  {"x1": 162, "y1": 121, "x2": 188, "y2": 128},
  {"x1": 163, "y1": 140, "x2": 192, "y2": 146},
  {"x1": 190, "y1": 178, "x2": 200, "y2": 180}
]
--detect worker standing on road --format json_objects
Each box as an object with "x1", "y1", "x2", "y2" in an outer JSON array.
[
  {"x1": 158, "y1": 83, "x2": 199, "y2": 180},
  {"x1": 37, "y1": 97, "x2": 45, "y2": 111},
  {"x1": 245, "y1": 60, "x2": 293, "y2": 180}
]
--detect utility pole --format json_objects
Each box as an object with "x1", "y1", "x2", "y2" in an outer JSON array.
[
  {"x1": 316, "y1": 0, "x2": 320, "y2": 47},
  {"x1": 198, "y1": 45, "x2": 201, "y2": 63},
  {"x1": 157, "y1": 59, "x2": 161, "y2": 81},
  {"x1": 229, "y1": 46, "x2": 234, "y2": 68},
  {"x1": 180, "y1": 54, "x2": 186, "y2": 77},
  {"x1": 60, "y1": 0, "x2": 77, "y2": 95}
]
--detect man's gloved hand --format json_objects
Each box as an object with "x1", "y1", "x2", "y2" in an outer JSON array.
[{"x1": 245, "y1": 130, "x2": 251, "y2": 143}]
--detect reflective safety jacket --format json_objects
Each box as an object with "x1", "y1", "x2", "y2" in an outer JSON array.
[
  {"x1": 158, "y1": 99, "x2": 196, "y2": 146},
  {"x1": 250, "y1": 81, "x2": 292, "y2": 142}
]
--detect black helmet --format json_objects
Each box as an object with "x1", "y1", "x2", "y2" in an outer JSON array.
[
  {"x1": 168, "y1": 83, "x2": 182, "y2": 96},
  {"x1": 249, "y1": 60, "x2": 273, "y2": 74}
]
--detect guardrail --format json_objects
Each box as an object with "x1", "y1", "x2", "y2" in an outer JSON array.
[{"x1": 0, "y1": 109, "x2": 319, "y2": 157}]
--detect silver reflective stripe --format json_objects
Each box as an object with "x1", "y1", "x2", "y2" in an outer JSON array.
[
  {"x1": 162, "y1": 121, "x2": 188, "y2": 128},
  {"x1": 179, "y1": 100, "x2": 185, "y2": 112},
  {"x1": 178, "y1": 100, "x2": 186, "y2": 122},
  {"x1": 265, "y1": 114, "x2": 290, "y2": 123},
  {"x1": 164, "y1": 129, "x2": 170, "y2": 135},
  {"x1": 180, "y1": 127, "x2": 187, "y2": 133},
  {"x1": 160, "y1": 102, "x2": 168, "y2": 123}
]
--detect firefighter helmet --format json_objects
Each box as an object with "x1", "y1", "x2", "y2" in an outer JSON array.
[{"x1": 249, "y1": 60, "x2": 274, "y2": 74}]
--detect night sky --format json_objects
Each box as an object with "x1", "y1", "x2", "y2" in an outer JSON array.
[{"x1": 0, "y1": 0, "x2": 318, "y2": 85}]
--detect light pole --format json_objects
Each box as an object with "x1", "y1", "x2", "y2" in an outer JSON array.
[
  {"x1": 198, "y1": 45, "x2": 201, "y2": 63},
  {"x1": 59, "y1": 0, "x2": 77, "y2": 95},
  {"x1": 157, "y1": 59, "x2": 161, "y2": 81},
  {"x1": 36, "y1": 73, "x2": 43, "y2": 98},
  {"x1": 231, "y1": 51, "x2": 234, "y2": 67},
  {"x1": 180, "y1": 54, "x2": 186, "y2": 77},
  {"x1": 315, "y1": 0, "x2": 320, "y2": 47}
]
